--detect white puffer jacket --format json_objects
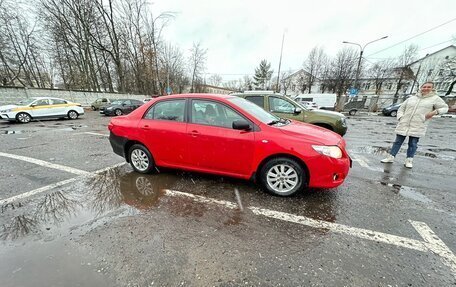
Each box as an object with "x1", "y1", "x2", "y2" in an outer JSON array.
[{"x1": 395, "y1": 91, "x2": 448, "y2": 137}]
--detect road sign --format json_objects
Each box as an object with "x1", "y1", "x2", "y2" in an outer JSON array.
[{"x1": 349, "y1": 88, "x2": 358, "y2": 96}]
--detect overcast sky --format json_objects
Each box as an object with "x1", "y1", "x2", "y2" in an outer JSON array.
[{"x1": 152, "y1": 0, "x2": 456, "y2": 82}]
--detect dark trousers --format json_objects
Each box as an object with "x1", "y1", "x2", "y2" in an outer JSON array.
[{"x1": 390, "y1": 134, "x2": 420, "y2": 158}]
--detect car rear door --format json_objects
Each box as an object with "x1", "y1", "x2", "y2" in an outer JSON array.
[
  {"x1": 138, "y1": 99, "x2": 188, "y2": 166},
  {"x1": 186, "y1": 99, "x2": 255, "y2": 176}
]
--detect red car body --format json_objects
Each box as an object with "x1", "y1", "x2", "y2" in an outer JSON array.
[{"x1": 108, "y1": 94, "x2": 350, "y2": 196}]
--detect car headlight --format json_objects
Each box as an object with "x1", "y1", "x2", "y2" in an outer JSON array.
[
  {"x1": 1, "y1": 109, "x2": 12, "y2": 113},
  {"x1": 340, "y1": 117, "x2": 347, "y2": 127},
  {"x1": 312, "y1": 145, "x2": 343, "y2": 159}
]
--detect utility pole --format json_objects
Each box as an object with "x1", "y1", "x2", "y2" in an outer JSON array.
[
  {"x1": 276, "y1": 31, "x2": 285, "y2": 93},
  {"x1": 343, "y1": 36, "x2": 388, "y2": 91}
]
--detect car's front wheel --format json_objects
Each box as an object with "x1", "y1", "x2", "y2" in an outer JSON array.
[
  {"x1": 68, "y1": 110, "x2": 79, "y2": 120},
  {"x1": 260, "y1": 157, "x2": 305, "y2": 196},
  {"x1": 390, "y1": 110, "x2": 397, "y2": 117},
  {"x1": 16, "y1": 112, "x2": 32, "y2": 123},
  {"x1": 129, "y1": 144, "x2": 155, "y2": 174},
  {"x1": 115, "y1": 109, "x2": 123, "y2": 116}
]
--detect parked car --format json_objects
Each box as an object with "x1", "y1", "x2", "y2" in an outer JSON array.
[
  {"x1": 231, "y1": 91, "x2": 347, "y2": 136},
  {"x1": 0, "y1": 97, "x2": 84, "y2": 123},
  {"x1": 91, "y1": 98, "x2": 112, "y2": 110},
  {"x1": 108, "y1": 94, "x2": 351, "y2": 196},
  {"x1": 100, "y1": 99, "x2": 144, "y2": 116},
  {"x1": 382, "y1": 103, "x2": 401, "y2": 117},
  {"x1": 301, "y1": 101, "x2": 319, "y2": 109}
]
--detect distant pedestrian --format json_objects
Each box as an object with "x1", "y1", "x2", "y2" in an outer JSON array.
[{"x1": 381, "y1": 81, "x2": 448, "y2": 168}]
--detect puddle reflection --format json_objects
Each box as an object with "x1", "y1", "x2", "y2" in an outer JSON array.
[{"x1": 1, "y1": 167, "x2": 342, "y2": 241}]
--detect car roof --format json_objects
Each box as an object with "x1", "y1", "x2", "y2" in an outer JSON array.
[
  {"x1": 158, "y1": 93, "x2": 236, "y2": 100},
  {"x1": 30, "y1": 97, "x2": 68, "y2": 101}
]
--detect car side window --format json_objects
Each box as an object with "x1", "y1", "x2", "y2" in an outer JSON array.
[
  {"x1": 124, "y1": 100, "x2": 132, "y2": 105},
  {"x1": 191, "y1": 100, "x2": 244, "y2": 128},
  {"x1": 245, "y1": 96, "x2": 265, "y2": 108},
  {"x1": 34, "y1": 99, "x2": 50, "y2": 106},
  {"x1": 51, "y1": 99, "x2": 67, "y2": 105},
  {"x1": 145, "y1": 99, "x2": 185, "y2": 122},
  {"x1": 269, "y1": 97, "x2": 294, "y2": 113}
]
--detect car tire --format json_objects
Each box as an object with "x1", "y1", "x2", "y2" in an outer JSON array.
[
  {"x1": 129, "y1": 144, "x2": 155, "y2": 174},
  {"x1": 259, "y1": 157, "x2": 305, "y2": 196},
  {"x1": 115, "y1": 109, "x2": 123, "y2": 116},
  {"x1": 390, "y1": 111, "x2": 397, "y2": 117},
  {"x1": 16, "y1": 112, "x2": 32, "y2": 123},
  {"x1": 91, "y1": 106, "x2": 96, "y2": 111},
  {"x1": 67, "y1": 110, "x2": 79, "y2": 120},
  {"x1": 348, "y1": 109, "x2": 357, "y2": 116}
]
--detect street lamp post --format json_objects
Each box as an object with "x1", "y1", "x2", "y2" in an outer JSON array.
[{"x1": 342, "y1": 36, "x2": 388, "y2": 91}]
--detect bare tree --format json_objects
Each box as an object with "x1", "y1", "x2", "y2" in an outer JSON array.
[
  {"x1": 322, "y1": 47, "x2": 358, "y2": 96},
  {"x1": 435, "y1": 55, "x2": 456, "y2": 95},
  {"x1": 189, "y1": 42, "x2": 207, "y2": 93},
  {"x1": 207, "y1": 74, "x2": 222, "y2": 86},
  {"x1": 159, "y1": 42, "x2": 186, "y2": 95},
  {"x1": 368, "y1": 59, "x2": 395, "y2": 95},
  {"x1": 280, "y1": 70, "x2": 293, "y2": 95},
  {"x1": 303, "y1": 46, "x2": 326, "y2": 93},
  {"x1": 393, "y1": 44, "x2": 418, "y2": 102}
]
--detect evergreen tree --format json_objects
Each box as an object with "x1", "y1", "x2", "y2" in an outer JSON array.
[{"x1": 253, "y1": 60, "x2": 273, "y2": 89}]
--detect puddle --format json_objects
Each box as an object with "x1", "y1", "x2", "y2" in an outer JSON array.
[
  {"x1": 354, "y1": 145, "x2": 456, "y2": 160},
  {"x1": 379, "y1": 182, "x2": 432, "y2": 204},
  {"x1": 2, "y1": 130, "x2": 24, "y2": 135},
  {"x1": 398, "y1": 186, "x2": 432, "y2": 203}
]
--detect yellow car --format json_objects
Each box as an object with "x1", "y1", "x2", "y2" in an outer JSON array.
[{"x1": 0, "y1": 97, "x2": 85, "y2": 123}]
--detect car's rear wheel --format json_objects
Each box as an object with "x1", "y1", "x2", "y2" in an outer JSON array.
[
  {"x1": 115, "y1": 109, "x2": 123, "y2": 116},
  {"x1": 91, "y1": 106, "x2": 97, "y2": 111},
  {"x1": 260, "y1": 158, "x2": 305, "y2": 196},
  {"x1": 129, "y1": 144, "x2": 155, "y2": 174},
  {"x1": 348, "y1": 109, "x2": 357, "y2": 116},
  {"x1": 68, "y1": 110, "x2": 79, "y2": 120},
  {"x1": 16, "y1": 112, "x2": 31, "y2": 123},
  {"x1": 390, "y1": 110, "x2": 397, "y2": 117}
]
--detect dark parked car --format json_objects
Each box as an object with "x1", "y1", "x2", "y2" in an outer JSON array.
[
  {"x1": 101, "y1": 99, "x2": 144, "y2": 116},
  {"x1": 382, "y1": 103, "x2": 401, "y2": 117}
]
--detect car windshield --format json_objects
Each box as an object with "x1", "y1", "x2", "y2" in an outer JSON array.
[
  {"x1": 228, "y1": 97, "x2": 279, "y2": 124},
  {"x1": 16, "y1": 98, "x2": 36, "y2": 106}
]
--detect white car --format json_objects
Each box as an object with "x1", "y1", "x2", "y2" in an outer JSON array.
[
  {"x1": 0, "y1": 97, "x2": 84, "y2": 123},
  {"x1": 301, "y1": 101, "x2": 319, "y2": 110}
]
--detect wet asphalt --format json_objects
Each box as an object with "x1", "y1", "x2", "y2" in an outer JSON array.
[{"x1": 0, "y1": 110, "x2": 455, "y2": 286}]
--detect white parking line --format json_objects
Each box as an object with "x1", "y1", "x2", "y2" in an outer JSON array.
[
  {"x1": 84, "y1": 132, "x2": 109, "y2": 137},
  {"x1": 164, "y1": 188, "x2": 456, "y2": 277},
  {"x1": 0, "y1": 162, "x2": 125, "y2": 205},
  {"x1": 0, "y1": 152, "x2": 89, "y2": 175}
]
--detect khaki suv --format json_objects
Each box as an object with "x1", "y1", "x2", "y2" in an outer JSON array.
[{"x1": 232, "y1": 91, "x2": 347, "y2": 136}]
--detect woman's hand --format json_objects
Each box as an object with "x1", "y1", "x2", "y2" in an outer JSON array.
[{"x1": 425, "y1": 110, "x2": 438, "y2": 120}]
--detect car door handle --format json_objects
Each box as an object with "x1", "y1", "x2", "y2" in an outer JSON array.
[
  {"x1": 141, "y1": 125, "x2": 150, "y2": 130},
  {"x1": 189, "y1": 130, "x2": 199, "y2": 137}
]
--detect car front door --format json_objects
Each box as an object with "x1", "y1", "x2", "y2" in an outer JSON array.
[
  {"x1": 267, "y1": 96, "x2": 302, "y2": 121},
  {"x1": 29, "y1": 99, "x2": 52, "y2": 118},
  {"x1": 186, "y1": 99, "x2": 255, "y2": 176},
  {"x1": 138, "y1": 99, "x2": 188, "y2": 166}
]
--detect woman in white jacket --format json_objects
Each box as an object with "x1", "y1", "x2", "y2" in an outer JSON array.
[{"x1": 381, "y1": 82, "x2": 448, "y2": 168}]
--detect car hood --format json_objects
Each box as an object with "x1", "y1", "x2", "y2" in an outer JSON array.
[
  {"x1": 308, "y1": 109, "x2": 345, "y2": 118},
  {"x1": 0, "y1": 104, "x2": 20, "y2": 110},
  {"x1": 277, "y1": 121, "x2": 342, "y2": 145}
]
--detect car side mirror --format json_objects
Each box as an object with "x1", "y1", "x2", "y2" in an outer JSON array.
[
  {"x1": 232, "y1": 119, "x2": 251, "y2": 131},
  {"x1": 294, "y1": 107, "x2": 302, "y2": 114}
]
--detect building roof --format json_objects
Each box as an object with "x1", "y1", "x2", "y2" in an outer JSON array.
[{"x1": 409, "y1": 45, "x2": 456, "y2": 66}]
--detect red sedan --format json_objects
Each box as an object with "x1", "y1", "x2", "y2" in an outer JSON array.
[{"x1": 108, "y1": 94, "x2": 351, "y2": 196}]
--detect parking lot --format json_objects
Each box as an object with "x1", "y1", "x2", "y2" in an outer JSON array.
[{"x1": 0, "y1": 110, "x2": 455, "y2": 286}]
